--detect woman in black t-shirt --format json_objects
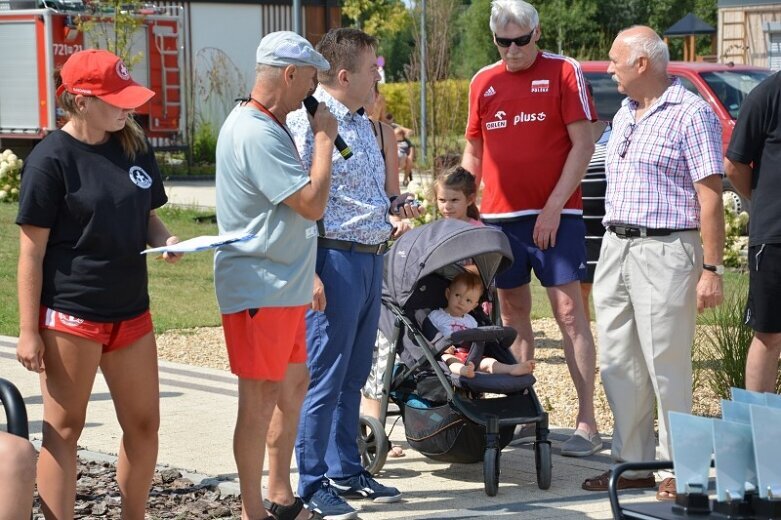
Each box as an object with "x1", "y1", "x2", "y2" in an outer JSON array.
[{"x1": 15, "y1": 49, "x2": 180, "y2": 520}]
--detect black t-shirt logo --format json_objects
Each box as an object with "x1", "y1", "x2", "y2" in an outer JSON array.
[{"x1": 129, "y1": 166, "x2": 153, "y2": 189}]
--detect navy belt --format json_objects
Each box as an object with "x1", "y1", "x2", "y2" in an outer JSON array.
[
  {"x1": 608, "y1": 225, "x2": 697, "y2": 238},
  {"x1": 318, "y1": 237, "x2": 389, "y2": 255}
]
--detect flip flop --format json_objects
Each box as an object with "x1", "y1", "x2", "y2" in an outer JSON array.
[{"x1": 656, "y1": 477, "x2": 677, "y2": 501}]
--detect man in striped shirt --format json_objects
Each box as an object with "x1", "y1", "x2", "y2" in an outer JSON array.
[
  {"x1": 582, "y1": 26, "x2": 724, "y2": 498},
  {"x1": 463, "y1": 0, "x2": 603, "y2": 457}
]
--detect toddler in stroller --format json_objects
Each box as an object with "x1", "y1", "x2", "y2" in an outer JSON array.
[
  {"x1": 358, "y1": 219, "x2": 552, "y2": 496},
  {"x1": 429, "y1": 271, "x2": 536, "y2": 379}
]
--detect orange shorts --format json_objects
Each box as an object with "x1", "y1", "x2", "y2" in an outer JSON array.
[
  {"x1": 39, "y1": 307, "x2": 153, "y2": 353},
  {"x1": 221, "y1": 306, "x2": 308, "y2": 381}
]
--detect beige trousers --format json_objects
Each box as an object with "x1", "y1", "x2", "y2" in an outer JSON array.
[{"x1": 593, "y1": 230, "x2": 702, "y2": 467}]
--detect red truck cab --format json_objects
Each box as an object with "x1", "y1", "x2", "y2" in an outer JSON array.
[
  {"x1": 580, "y1": 61, "x2": 771, "y2": 152},
  {"x1": 580, "y1": 61, "x2": 772, "y2": 213}
]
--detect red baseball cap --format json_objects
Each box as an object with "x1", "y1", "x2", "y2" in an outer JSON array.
[{"x1": 57, "y1": 49, "x2": 155, "y2": 109}]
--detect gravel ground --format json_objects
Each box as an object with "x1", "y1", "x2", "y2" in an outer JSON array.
[
  {"x1": 33, "y1": 461, "x2": 242, "y2": 519},
  {"x1": 157, "y1": 318, "x2": 721, "y2": 431}
]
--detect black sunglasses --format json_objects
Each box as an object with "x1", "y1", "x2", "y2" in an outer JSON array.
[
  {"x1": 494, "y1": 28, "x2": 535, "y2": 48},
  {"x1": 617, "y1": 123, "x2": 636, "y2": 159}
]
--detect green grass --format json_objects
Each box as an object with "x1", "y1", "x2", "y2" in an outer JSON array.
[
  {"x1": 0, "y1": 201, "x2": 750, "y2": 335},
  {"x1": 516, "y1": 262, "x2": 747, "y2": 323},
  {"x1": 146, "y1": 206, "x2": 221, "y2": 332},
  {"x1": 0, "y1": 204, "x2": 19, "y2": 335},
  {"x1": 0, "y1": 203, "x2": 220, "y2": 336}
]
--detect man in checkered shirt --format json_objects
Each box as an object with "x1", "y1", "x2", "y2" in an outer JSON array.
[{"x1": 582, "y1": 26, "x2": 725, "y2": 498}]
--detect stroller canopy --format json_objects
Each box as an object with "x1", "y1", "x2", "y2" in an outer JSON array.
[{"x1": 383, "y1": 219, "x2": 513, "y2": 307}]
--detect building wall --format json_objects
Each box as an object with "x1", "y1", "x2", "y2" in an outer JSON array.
[
  {"x1": 180, "y1": 1, "x2": 340, "y2": 137},
  {"x1": 718, "y1": 3, "x2": 781, "y2": 67}
]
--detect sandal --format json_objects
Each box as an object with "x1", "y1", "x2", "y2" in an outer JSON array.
[
  {"x1": 656, "y1": 477, "x2": 677, "y2": 501},
  {"x1": 263, "y1": 497, "x2": 305, "y2": 520},
  {"x1": 582, "y1": 470, "x2": 656, "y2": 492}
]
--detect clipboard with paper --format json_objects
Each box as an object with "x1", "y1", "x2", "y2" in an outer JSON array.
[{"x1": 141, "y1": 231, "x2": 256, "y2": 255}]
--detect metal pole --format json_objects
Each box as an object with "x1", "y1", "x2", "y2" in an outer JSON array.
[
  {"x1": 420, "y1": 0, "x2": 427, "y2": 161},
  {"x1": 293, "y1": 0, "x2": 302, "y2": 35}
]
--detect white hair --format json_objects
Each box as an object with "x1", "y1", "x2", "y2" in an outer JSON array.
[
  {"x1": 619, "y1": 26, "x2": 669, "y2": 71},
  {"x1": 489, "y1": 0, "x2": 539, "y2": 33}
]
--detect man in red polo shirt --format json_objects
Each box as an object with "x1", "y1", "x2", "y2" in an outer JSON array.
[{"x1": 462, "y1": 0, "x2": 602, "y2": 456}]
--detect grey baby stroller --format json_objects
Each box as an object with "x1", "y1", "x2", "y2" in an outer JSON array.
[{"x1": 358, "y1": 219, "x2": 552, "y2": 496}]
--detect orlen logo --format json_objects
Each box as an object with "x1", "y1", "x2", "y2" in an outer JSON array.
[
  {"x1": 513, "y1": 112, "x2": 547, "y2": 125},
  {"x1": 486, "y1": 110, "x2": 508, "y2": 130}
]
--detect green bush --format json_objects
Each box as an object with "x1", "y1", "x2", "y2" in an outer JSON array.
[
  {"x1": 380, "y1": 79, "x2": 470, "y2": 162},
  {"x1": 723, "y1": 195, "x2": 749, "y2": 269},
  {"x1": 695, "y1": 278, "x2": 781, "y2": 399},
  {"x1": 192, "y1": 121, "x2": 218, "y2": 165},
  {"x1": 403, "y1": 177, "x2": 438, "y2": 228},
  {"x1": 0, "y1": 149, "x2": 23, "y2": 203},
  {"x1": 381, "y1": 79, "x2": 470, "y2": 131}
]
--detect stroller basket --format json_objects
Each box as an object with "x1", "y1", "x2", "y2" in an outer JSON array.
[{"x1": 403, "y1": 401, "x2": 514, "y2": 463}]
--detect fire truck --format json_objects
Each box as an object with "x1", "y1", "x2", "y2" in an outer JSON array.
[{"x1": 0, "y1": 0, "x2": 184, "y2": 153}]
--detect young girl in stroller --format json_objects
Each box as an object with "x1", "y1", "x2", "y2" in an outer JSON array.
[{"x1": 430, "y1": 271, "x2": 535, "y2": 379}]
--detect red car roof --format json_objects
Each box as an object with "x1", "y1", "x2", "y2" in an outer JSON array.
[{"x1": 580, "y1": 60, "x2": 768, "y2": 73}]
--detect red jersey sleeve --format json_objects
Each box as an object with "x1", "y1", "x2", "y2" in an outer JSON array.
[
  {"x1": 466, "y1": 73, "x2": 484, "y2": 140},
  {"x1": 560, "y1": 58, "x2": 597, "y2": 125}
]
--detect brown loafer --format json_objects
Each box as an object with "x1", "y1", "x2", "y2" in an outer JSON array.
[
  {"x1": 582, "y1": 470, "x2": 656, "y2": 492},
  {"x1": 656, "y1": 477, "x2": 677, "y2": 501}
]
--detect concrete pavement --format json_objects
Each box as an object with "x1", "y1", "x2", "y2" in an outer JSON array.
[
  {"x1": 1, "y1": 335, "x2": 663, "y2": 519},
  {"x1": 161, "y1": 174, "x2": 435, "y2": 210},
  {"x1": 163, "y1": 179, "x2": 217, "y2": 209}
]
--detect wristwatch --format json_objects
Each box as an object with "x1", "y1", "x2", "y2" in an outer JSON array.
[{"x1": 703, "y1": 263, "x2": 724, "y2": 276}]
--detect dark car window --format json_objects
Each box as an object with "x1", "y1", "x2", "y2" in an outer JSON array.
[
  {"x1": 699, "y1": 70, "x2": 772, "y2": 119},
  {"x1": 672, "y1": 75, "x2": 701, "y2": 96},
  {"x1": 584, "y1": 72, "x2": 623, "y2": 121}
]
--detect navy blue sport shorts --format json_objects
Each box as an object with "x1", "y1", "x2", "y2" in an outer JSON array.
[{"x1": 492, "y1": 215, "x2": 587, "y2": 289}]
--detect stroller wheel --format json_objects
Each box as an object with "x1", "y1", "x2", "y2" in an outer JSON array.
[
  {"x1": 535, "y1": 441, "x2": 552, "y2": 490},
  {"x1": 483, "y1": 447, "x2": 500, "y2": 496},
  {"x1": 358, "y1": 415, "x2": 389, "y2": 476}
]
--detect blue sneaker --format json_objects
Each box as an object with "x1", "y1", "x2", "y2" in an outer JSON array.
[
  {"x1": 304, "y1": 483, "x2": 357, "y2": 520},
  {"x1": 329, "y1": 471, "x2": 402, "y2": 503}
]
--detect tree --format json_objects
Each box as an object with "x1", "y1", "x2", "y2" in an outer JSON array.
[
  {"x1": 342, "y1": 0, "x2": 414, "y2": 82},
  {"x1": 377, "y1": 12, "x2": 415, "y2": 82},
  {"x1": 406, "y1": 0, "x2": 467, "y2": 163},
  {"x1": 342, "y1": 0, "x2": 409, "y2": 38},
  {"x1": 77, "y1": 0, "x2": 145, "y2": 69},
  {"x1": 536, "y1": 0, "x2": 600, "y2": 58},
  {"x1": 451, "y1": 0, "x2": 499, "y2": 79}
]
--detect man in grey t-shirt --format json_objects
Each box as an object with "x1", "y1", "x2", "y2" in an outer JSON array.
[{"x1": 214, "y1": 31, "x2": 337, "y2": 520}]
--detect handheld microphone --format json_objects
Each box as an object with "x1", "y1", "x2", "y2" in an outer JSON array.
[{"x1": 303, "y1": 96, "x2": 353, "y2": 160}]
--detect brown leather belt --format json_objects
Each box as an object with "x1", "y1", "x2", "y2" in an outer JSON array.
[
  {"x1": 608, "y1": 225, "x2": 697, "y2": 238},
  {"x1": 317, "y1": 237, "x2": 389, "y2": 255}
]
